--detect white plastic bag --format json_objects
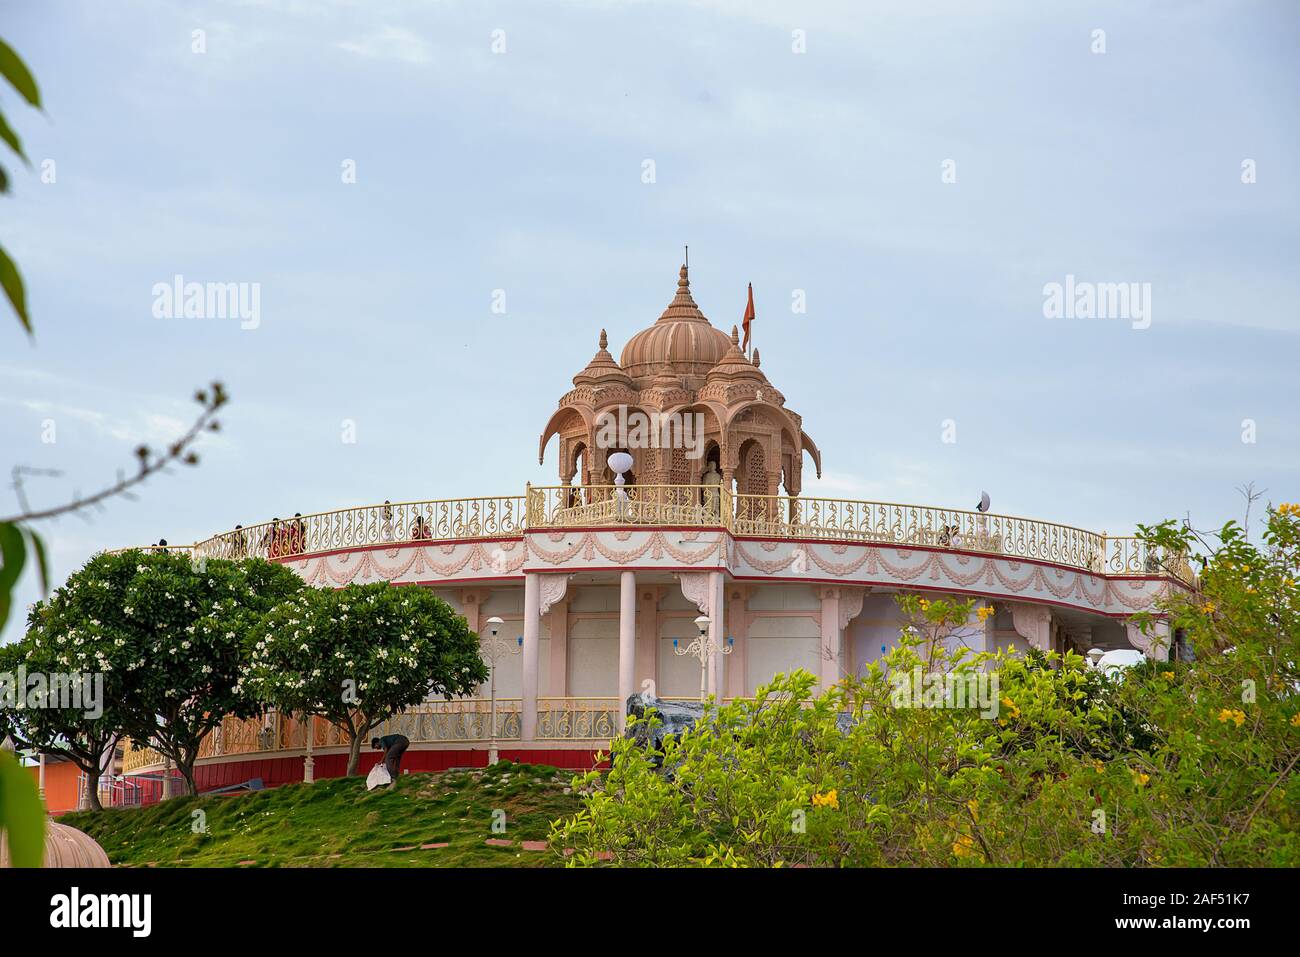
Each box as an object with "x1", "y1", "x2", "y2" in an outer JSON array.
[{"x1": 366, "y1": 763, "x2": 392, "y2": 791}]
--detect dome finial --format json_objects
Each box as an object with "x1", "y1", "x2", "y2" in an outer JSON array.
[
  {"x1": 730, "y1": 324, "x2": 740, "y2": 345},
  {"x1": 599, "y1": 328, "x2": 608, "y2": 350},
  {"x1": 753, "y1": 348, "x2": 761, "y2": 368}
]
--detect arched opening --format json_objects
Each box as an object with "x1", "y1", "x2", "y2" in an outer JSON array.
[
  {"x1": 567, "y1": 441, "x2": 588, "y2": 507},
  {"x1": 736, "y1": 439, "x2": 771, "y2": 524}
]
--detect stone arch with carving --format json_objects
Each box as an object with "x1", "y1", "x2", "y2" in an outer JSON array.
[
  {"x1": 538, "y1": 406, "x2": 592, "y2": 470},
  {"x1": 1010, "y1": 603, "x2": 1053, "y2": 652},
  {"x1": 1125, "y1": 619, "x2": 1170, "y2": 661}
]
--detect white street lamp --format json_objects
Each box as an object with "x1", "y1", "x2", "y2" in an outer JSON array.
[
  {"x1": 482, "y1": 616, "x2": 522, "y2": 765},
  {"x1": 608, "y1": 451, "x2": 634, "y2": 521},
  {"x1": 673, "y1": 614, "x2": 733, "y2": 702}
]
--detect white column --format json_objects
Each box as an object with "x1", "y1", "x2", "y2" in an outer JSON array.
[
  {"x1": 618, "y1": 571, "x2": 636, "y2": 731},
  {"x1": 521, "y1": 572, "x2": 541, "y2": 741},
  {"x1": 303, "y1": 715, "x2": 315, "y2": 783},
  {"x1": 708, "y1": 571, "x2": 725, "y2": 698},
  {"x1": 819, "y1": 588, "x2": 840, "y2": 691}
]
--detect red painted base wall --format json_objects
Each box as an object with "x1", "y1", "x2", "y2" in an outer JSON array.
[
  {"x1": 116, "y1": 748, "x2": 604, "y2": 807},
  {"x1": 194, "y1": 748, "x2": 603, "y2": 791}
]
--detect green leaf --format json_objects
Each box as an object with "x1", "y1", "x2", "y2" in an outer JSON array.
[
  {"x1": 0, "y1": 38, "x2": 41, "y2": 108},
  {"x1": 0, "y1": 244, "x2": 30, "y2": 335},
  {"x1": 0, "y1": 521, "x2": 28, "y2": 632},
  {"x1": 0, "y1": 109, "x2": 26, "y2": 164},
  {"x1": 0, "y1": 750, "x2": 46, "y2": 867},
  {"x1": 23, "y1": 528, "x2": 49, "y2": 594}
]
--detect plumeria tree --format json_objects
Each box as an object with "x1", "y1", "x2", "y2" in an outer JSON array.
[
  {"x1": 0, "y1": 634, "x2": 126, "y2": 811},
  {"x1": 21, "y1": 550, "x2": 303, "y2": 796},
  {"x1": 241, "y1": 581, "x2": 487, "y2": 776}
]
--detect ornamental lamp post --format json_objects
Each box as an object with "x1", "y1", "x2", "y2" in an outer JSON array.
[
  {"x1": 482, "y1": 616, "x2": 522, "y2": 765},
  {"x1": 608, "y1": 451, "x2": 634, "y2": 521},
  {"x1": 673, "y1": 614, "x2": 733, "y2": 702}
]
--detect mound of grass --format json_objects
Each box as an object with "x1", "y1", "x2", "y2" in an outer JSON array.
[{"x1": 60, "y1": 761, "x2": 585, "y2": 868}]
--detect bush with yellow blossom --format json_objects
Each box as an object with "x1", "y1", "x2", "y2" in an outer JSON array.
[{"x1": 553, "y1": 504, "x2": 1300, "y2": 867}]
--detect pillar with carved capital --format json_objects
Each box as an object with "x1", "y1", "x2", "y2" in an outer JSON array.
[
  {"x1": 818, "y1": 587, "x2": 841, "y2": 691},
  {"x1": 709, "y1": 571, "x2": 726, "y2": 698},
  {"x1": 618, "y1": 571, "x2": 636, "y2": 730},
  {"x1": 521, "y1": 572, "x2": 541, "y2": 741}
]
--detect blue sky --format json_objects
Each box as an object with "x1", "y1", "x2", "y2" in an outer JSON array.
[{"x1": 2, "y1": 0, "x2": 1297, "y2": 642}]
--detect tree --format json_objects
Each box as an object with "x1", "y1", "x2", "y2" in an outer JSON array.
[
  {"x1": 242, "y1": 582, "x2": 488, "y2": 776},
  {"x1": 0, "y1": 633, "x2": 125, "y2": 811},
  {"x1": 22, "y1": 550, "x2": 303, "y2": 796}
]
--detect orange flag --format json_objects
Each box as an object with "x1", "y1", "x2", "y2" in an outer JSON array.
[{"x1": 741, "y1": 283, "x2": 755, "y2": 354}]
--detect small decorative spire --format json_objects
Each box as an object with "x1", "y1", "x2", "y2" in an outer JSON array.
[
  {"x1": 599, "y1": 328, "x2": 608, "y2": 350},
  {"x1": 730, "y1": 324, "x2": 740, "y2": 344},
  {"x1": 753, "y1": 348, "x2": 761, "y2": 367},
  {"x1": 678, "y1": 264, "x2": 689, "y2": 288}
]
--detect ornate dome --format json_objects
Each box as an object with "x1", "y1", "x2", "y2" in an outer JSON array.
[
  {"x1": 619, "y1": 265, "x2": 733, "y2": 385},
  {"x1": 707, "y1": 325, "x2": 764, "y2": 385},
  {"x1": 0, "y1": 820, "x2": 111, "y2": 868},
  {"x1": 572, "y1": 329, "x2": 632, "y2": 388}
]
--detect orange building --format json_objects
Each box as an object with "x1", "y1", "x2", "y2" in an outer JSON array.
[{"x1": 26, "y1": 755, "x2": 85, "y2": 815}]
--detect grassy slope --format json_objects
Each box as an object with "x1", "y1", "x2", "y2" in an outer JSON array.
[{"x1": 60, "y1": 761, "x2": 585, "y2": 868}]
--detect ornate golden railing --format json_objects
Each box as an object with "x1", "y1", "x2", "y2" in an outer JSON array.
[
  {"x1": 536, "y1": 697, "x2": 619, "y2": 740},
  {"x1": 734, "y1": 494, "x2": 1100, "y2": 566},
  {"x1": 109, "y1": 487, "x2": 1191, "y2": 584},
  {"x1": 1102, "y1": 536, "x2": 1196, "y2": 581},
  {"x1": 188, "y1": 496, "x2": 527, "y2": 562},
  {"x1": 121, "y1": 737, "x2": 167, "y2": 773},
  {"x1": 528, "y1": 484, "x2": 721, "y2": 528},
  {"x1": 122, "y1": 699, "x2": 625, "y2": 774}
]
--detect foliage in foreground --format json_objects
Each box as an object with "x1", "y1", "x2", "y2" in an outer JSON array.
[{"x1": 555, "y1": 506, "x2": 1300, "y2": 867}]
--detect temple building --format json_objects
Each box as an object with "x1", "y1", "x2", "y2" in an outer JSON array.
[{"x1": 112, "y1": 262, "x2": 1192, "y2": 796}]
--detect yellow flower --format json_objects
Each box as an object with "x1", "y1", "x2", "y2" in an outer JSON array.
[
  {"x1": 1092, "y1": 760, "x2": 1105, "y2": 773},
  {"x1": 952, "y1": 833, "x2": 975, "y2": 858},
  {"x1": 1201, "y1": 602, "x2": 1216, "y2": 614},
  {"x1": 1132, "y1": 771, "x2": 1151, "y2": 787},
  {"x1": 1290, "y1": 713, "x2": 1300, "y2": 727},
  {"x1": 1161, "y1": 671, "x2": 1174, "y2": 680},
  {"x1": 976, "y1": 606, "x2": 995, "y2": 623},
  {"x1": 812, "y1": 789, "x2": 839, "y2": 810},
  {"x1": 1217, "y1": 708, "x2": 1246, "y2": 727},
  {"x1": 1277, "y1": 503, "x2": 1298, "y2": 517},
  {"x1": 1000, "y1": 696, "x2": 1020, "y2": 719}
]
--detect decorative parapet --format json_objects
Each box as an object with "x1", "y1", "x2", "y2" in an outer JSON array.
[{"x1": 108, "y1": 486, "x2": 1194, "y2": 586}]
